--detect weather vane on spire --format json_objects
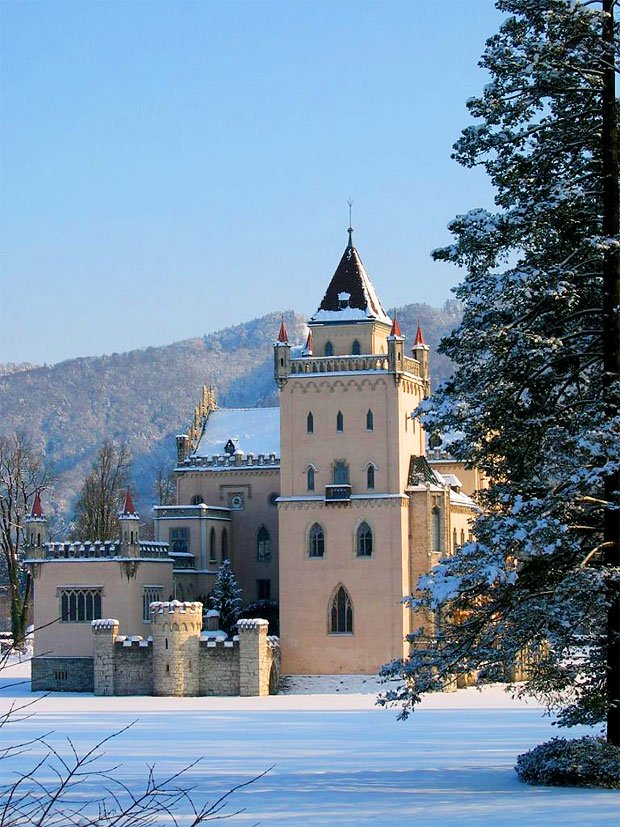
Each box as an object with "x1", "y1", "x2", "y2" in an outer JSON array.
[{"x1": 347, "y1": 198, "x2": 354, "y2": 248}]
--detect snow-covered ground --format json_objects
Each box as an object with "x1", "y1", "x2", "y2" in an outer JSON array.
[{"x1": 1, "y1": 661, "x2": 618, "y2": 826}]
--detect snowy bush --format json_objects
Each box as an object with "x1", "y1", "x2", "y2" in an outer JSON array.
[{"x1": 515, "y1": 737, "x2": 620, "y2": 788}]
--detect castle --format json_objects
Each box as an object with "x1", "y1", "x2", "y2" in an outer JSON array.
[{"x1": 26, "y1": 228, "x2": 480, "y2": 693}]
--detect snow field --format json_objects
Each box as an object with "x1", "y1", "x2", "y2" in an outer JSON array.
[{"x1": 1, "y1": 663, "x2": 618, "y2": 826}]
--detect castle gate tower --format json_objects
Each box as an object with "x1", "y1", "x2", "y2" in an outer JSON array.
[{"x1": 276, "y1": 228, "x2": 429, "y2": 673}]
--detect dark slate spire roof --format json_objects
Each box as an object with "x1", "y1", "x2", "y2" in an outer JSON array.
[{"x1": 310, "y1": 231, "x2": 391, "y2": 326}]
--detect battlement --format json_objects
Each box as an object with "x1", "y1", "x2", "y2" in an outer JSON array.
[
  {"x1": 150, "y1": 599, "x2": 202, "y2": 616},
  {"x1": 92, "y1": 613, "x2": 280, "y2": 698},
  {"x1": 176, "y1": 451, "x2": 280, "y2": 470},
  {"x1": 286, "y1": 353, "x2": 421, "y2": 378},
  {"x1": 36, "y1": 540, "x2": 170, "y2": 561}
]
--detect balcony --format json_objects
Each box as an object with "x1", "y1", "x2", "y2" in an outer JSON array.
[{"x1": 325, "y1": 485, "x2": 352, "y2": 503}]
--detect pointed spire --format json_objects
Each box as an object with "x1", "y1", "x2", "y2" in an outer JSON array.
[
  {"x1": 390, "y1": 314, "x2": 402, "y2": 337},
  {"x1": 277, "y1": 318, "x2": 289, "y2": 344},
  {"x1": 30, "y1": 491, "x2": 44, "y2": 519},
  {"x1": 121, "y1": 487, "x2": 137, "y2": 516},
  {"x1": 302, "y1": 329, "x2": 314, "y2": 356},
  {"x1": 414, "y1": 323, "x2": 426, "y2": 346},
  {"x1": 347, "y1": 198, "x2": 354, "y2": 249}
]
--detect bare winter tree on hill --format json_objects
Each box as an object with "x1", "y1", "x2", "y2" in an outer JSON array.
[
  {"x1": 0, "y1": 432, "x2": 52, "y2": 647},
  {"x1": 73, "y1": 440, "x2": 131, "y2": 541},
  {"x1": 381, "y1": 0, "x2": 620, "y2": 753}
]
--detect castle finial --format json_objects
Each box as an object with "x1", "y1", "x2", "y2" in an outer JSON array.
[
  {"x1": 414, "y1": 322, "x2": 426, "y2": 346},
  {"x1": 347, "y1": 198, "x2": 354, "y2": 249},
  {"x1": 390, "y1": 313, "x2": 402, "y2": 337}
]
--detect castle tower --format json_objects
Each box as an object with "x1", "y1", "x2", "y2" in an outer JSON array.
[
  {"x1": 150, "y1": 600, "x2": 202, "y2": 696},
  {"x1": 119, "y1": 488, "x2": 140, "y2": 556},
  {"x1": 274, "y1": 319, "x2": 291, "y2": 388},
  {"x1": 25, "y1": 492, "x2": 48, "y2": 555},
  {"x1": 276, "y1": 228, "x2": 429, "y2": 674},
  {"x1": 412, "y1": 323, "x2": 431, "y2": 397}
]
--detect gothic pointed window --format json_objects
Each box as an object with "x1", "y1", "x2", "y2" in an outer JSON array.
[
  {"x1": 366, "y1": 409, "x2": 374, "y2": 431},
  {"x1": 307, "y1": 411, "x2": 314, "y2": 433},
  {"x1": 307, "y1": 466, "x2": 315, "y2": 491},
  {"x1": 356, "y1": 522, "x2": 373, "y2": 557},
  {"x1": 330, "y1": 586, "x2": 353, "y2": 634},
  {"x1": 325, "y1": 341, "x2": 334, "y2": 357},
  {"x1": 209, "y1": 527, "x2": 217, "y2": 563},
  {"x1": 256, "y1": 526, "x2": 271, "y2": 562},
  {"x1": 221, "y1": 528, "x2": 229, "y2": 560},
  {"x1": 366, "y1": 464, "x2": 375, "y2": 490},
  {"x1": 352, "y1": 339, "x2": 361, "y2": 355},
  {"x1": 432, "y1": 506, "x2": 441, "y2": 552},
  {"x1": 336, "y1": 411, "x2": 344, "y2": 432},
  {"x1": 333, "y1": 461, "x2": 349, "y2": 485},
  {"x1": 308, "y1": 523, "x2": 325, "y2": 558}
]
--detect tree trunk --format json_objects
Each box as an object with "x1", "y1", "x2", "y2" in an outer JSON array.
[{"x1": 601, "y1": 0, "x2": 620, "y2": 747}]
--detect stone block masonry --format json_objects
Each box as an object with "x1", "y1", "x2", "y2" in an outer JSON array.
[
  {"x1": 91, "y1": 601, "x2": 280, "y2": 697},
  {"x1": 31, "y1": 656, "x2": 94, "y2": 692}
]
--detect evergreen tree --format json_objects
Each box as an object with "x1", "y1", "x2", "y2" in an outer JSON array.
[
  {"x1": 209, "y1": 560, "x2": 243, "y2": 636},
  {"x1": 382, "y1": 0, "x2": 620, "y2": 745}
]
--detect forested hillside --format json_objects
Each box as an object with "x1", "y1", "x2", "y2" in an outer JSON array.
[{"x1": 0, "y1": 302, "x2": 460, "y2": 525}]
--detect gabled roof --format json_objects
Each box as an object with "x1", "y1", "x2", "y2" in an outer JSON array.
[
  {"x1": 310, "y1": 233, "x2": 391, "y2": 326},
  {"x1": 192, "y1": 408, "x2": 280, "y2": 459},
  {"x1": 407, "y1": 455, "x2": 443, "y2": 487}
]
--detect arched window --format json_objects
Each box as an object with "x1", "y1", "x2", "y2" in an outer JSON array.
[
  {"x1": 366, "y1": 464, "x2": 375, "y2": 490},
  {"x1": 308, "y1": 523, "x2": 325, "y2": 558},
  {"x1": 356, "y1": 522, "x2": 373, "y2": 557},
  {"x1": 221, "y1": 528, "x2": 229, "y2": 560},
  {"x1": 333, "y1": 461, "x2": 349, "y2": 485},
  {"x1": 307, "y1": 411, "x2": 314, "y2": 433},
  {"x1": 190, "y1": 494, "x2": 204, "y2": 505},
  {"x1": 352, "y1": 339, "x2": 361, "y2": 355},
  {"x1": 330, "y1": 586, "x2": 353, "y2": 634},
  {"x1": 336, "y1": 411, "x2": 344, "y2": 432},
  {"x1": 432, "y1": 507, "x2": 441, "y2": 552},
  {"x1": 366, "y1": 409, "x2": 374, "y2": 431},
  {"x1": 453, "y1": 527, "x2": 458, "y2": 552},
  {"x1": 256, "y1": 526, "x2": 271, "y2": 562},
  {"x1": 209, "y1": 527, "x2": 217, "y2": 563},
  {"x1": 461, "y1": 528, "x2": 466, "y2": 547},
  {"x1": 325, "y1": 341, "x2": 334, "y2": 357},
  {"x1": 307, "y1": 466, "x2": 315, "y2": 491}
]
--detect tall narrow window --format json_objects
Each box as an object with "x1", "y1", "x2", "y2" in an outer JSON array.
[
  {"x1": 330, "y1": 586, "x2": 353, "y2": 634},
  {"x1": 366, "y1": 409, "x2": 374, "y2": 431},
  {"x1": 209, "y1": 527, "x2": 217, "y2": 563},
  {"x1": 325, "y1": 341, "x2": 334, "y2": 357},
  {"x1": 307, "y1": 411, "x2": 314, "y2": 433},
  {"x1": 256, "y1": 526, "x2": 271, "y2": 562},
  {"x1": 453, "y1": 527, "x2": 458, "y2": 552},
  {"x1": 356, "y1": 522, "x2": 373, "y2": 557},
  {"x1": 308, "y1": 523, "x2": 325, "y2": 558},
  {"x1": 366, "y1": 464, "x2": 375, "y2": 490},
  {"x1": 352, "y1": 339, "x2": 361, "y2": 355},
  {"x1": 307, "y1": 466, "x2": 315, "y2": 491},
  {"x1": 336, "y1": 411, "x2": 344, "y2": 432},
  {"x1": 333, "y1": 461, "x2": 349, "y2": 485},
  {"x1": 221, "y1": 528, "x2": 229, "y2": 560},
  {"x1": 432, "y1": 507, "x2": 441, "y2": 552},
  {"x1": 461, "y1": 528, "x2": 466, "y2": 547}
]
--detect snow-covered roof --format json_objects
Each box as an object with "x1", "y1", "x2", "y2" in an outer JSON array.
[
  {"x1": 310, "y1": 236, "x2": 391, "y2": 326},
  {"x1": 192, "y1": 408, "x2": 280, "y2": 459}
]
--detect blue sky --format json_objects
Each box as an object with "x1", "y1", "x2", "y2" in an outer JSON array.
[{"x1": 1, "y1": 0, "x2": 501, "y2": 365}]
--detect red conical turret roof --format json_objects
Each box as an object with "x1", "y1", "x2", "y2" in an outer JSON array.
[
  {"x1": 121, "y1": 487, "x2": 137, "y2": 516},
  {"x1": 30, "y1": 491, "x2": 44, "y2": 519},
  {"x1": 414, "y1": 324, "x2": 426, "y2": 346},
  {"x1": 390, "y1": 314, "x2": 402, "y2": 337},
  {"x1": 302, "y1": 329, "x2": 314, "y2": 356},
  {"x1": 277, "y1": 319, "x2": 289, "y2": 343}
]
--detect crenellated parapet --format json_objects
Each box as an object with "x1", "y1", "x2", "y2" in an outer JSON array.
[{"x1": 91, "y1": 608, "x2": 280, "y2": 697}]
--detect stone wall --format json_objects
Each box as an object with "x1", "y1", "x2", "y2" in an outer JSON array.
[
  {"x1": 91, "y1": 603, "x2": 280, "y2": 697},
  {"x1": 199, "y1": 639, "x2": 240, "y2": 695},
  {"x1": 31, "y1": 656, "x2": 94, "y2": 692}
]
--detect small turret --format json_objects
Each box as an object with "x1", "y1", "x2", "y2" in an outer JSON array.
[
  {"x1": 302, "y1": 329, "x2": 314, "y2": 357},
  {"x1": 25, "y1": 492, "x2": 48, "y2": 554},
  {"x1": 274, "y1": 318, "x2": 291, "y2": 388},
  {"x1": 176, "y1": 434, "x2": 190, "y2": 464},
  {"x1": 387, "y1": 314, "x2": 405, "y2": 383},
  {"x1": 119, "y1": 487, "x2": 140, "y2": 556},
  {"x1": 412, "y1": 323, "x2": 430, "y2": 396}
]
